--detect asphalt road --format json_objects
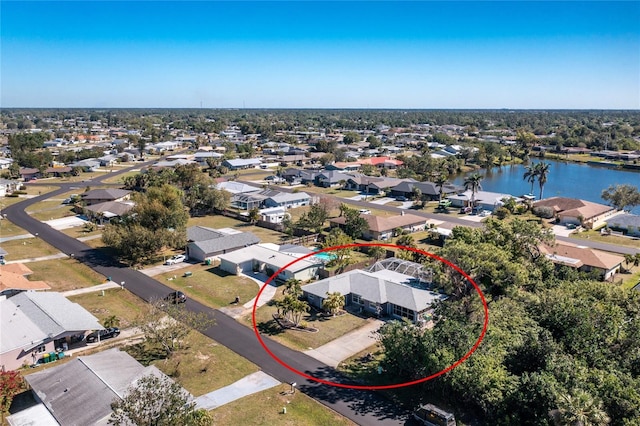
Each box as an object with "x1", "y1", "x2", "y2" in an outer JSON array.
[{"x1": 3, "y1": 166, "x2": 410, "y2": 426}]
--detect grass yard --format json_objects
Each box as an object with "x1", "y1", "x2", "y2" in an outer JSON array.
[
  {"x1": 26, "y1": 200, "x2": 77, "y2": 221},
  {"x1": 0, "y1": 238, "x2": 60, "y2": 260},
  {"x1": 571, "y1": 229, "x2": 640, "y2": 249},
  {"x1": 188, "y1": 215, "x2": 286, "y2": 244},
  {"x1": 60, "y1": 226, "x2": 103, "y2": 239},
  {"x1": 151, "y1": 331, "x2": 259, "y2": 396},
  {"x1": 43, "y1": 172, "x2": 108, "y2": 184},
  {"x1": 244, "y1": 287, "x2": 369, "y2": 351},
  {"x1": 337, "y1": 342, "x2": 385, "y2": 383},
  {"x1": 211, "y1": 383, "x2": 355, "y2": 426},
  {"x1": 0, "y1": 218, "x2": 30, "y2": 237},
  {"x1": 28, "y1": 257, "x2": 107, "y2": 291},
  {"x1": 21, "y1": 184, "x2": 60, "y2": 196},
  {"x1": 303, "y1": 186, "x2": 359, "y2": 199},
  {"x1": 156, "y1": 263, "x2": 261, "y2": 308},
  {"x1": 620, "y1": 266, "x2": 640, "y2": 291},
  {"x1": 68, "y1": 288, "x2": 149, "y2": 328},
  {"x1": 101, "y1": 170, "x2": 140, "y2": 184}
]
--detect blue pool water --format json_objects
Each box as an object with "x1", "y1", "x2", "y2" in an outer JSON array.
[{"x1": 313, "y1": 250, "x2": 336, "y2": 261}]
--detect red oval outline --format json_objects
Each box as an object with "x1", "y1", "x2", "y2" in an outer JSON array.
[{"x1": 251, "y1": 242, "x2": 489, "y2": 390}]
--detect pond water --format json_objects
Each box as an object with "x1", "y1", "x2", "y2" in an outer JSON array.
[{"x1": 452, "y1": 160, "x2": 640, "y2": 214}]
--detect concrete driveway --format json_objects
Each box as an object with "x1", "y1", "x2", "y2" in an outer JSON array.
[{"x1": 44, "y1": 215, "x2": 88, "y2": 230}]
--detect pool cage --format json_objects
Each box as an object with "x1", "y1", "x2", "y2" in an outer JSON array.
[{"x1": 365, "y1": 257, "x2": 434, "y2": 285}]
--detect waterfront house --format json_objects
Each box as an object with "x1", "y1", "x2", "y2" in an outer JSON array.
[
  {"x1": 448, "y1": 190, "x2": 522, "y2": 212},
  {"x1": 606, "y1": 213, "x2": 640, "y2": 237},
  {"x1": 533, "y1": 197, "x2": 616, "y2": 228},
  {"x1": 390, "y1": 180, "x2": 463, "y2": 201}
]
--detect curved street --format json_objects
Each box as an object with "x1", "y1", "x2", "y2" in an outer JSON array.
[{"x1": 3, "y1": 165, "x2": 409, "y2": 426}]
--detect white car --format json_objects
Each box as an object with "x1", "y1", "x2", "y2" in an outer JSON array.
[{"x1": 164, "y1": 255, "x2": 186, "y2": 265}]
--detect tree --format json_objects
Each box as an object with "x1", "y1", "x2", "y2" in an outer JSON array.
[
  {"x1": 463, "y1": 173, "x2": 483, "y2": 208},
  {"x1": 322, "y1": 228, "x2": 354, "y2": 270},
  {"x1": 110, "y1": 374, "x2": 212, "y2": 426},
  {"x1": 368, "y1": 244, "x2": 386, "y2": 261},
  {"x1": 601, "y1": 184, "x2": 640, "y2": 211},
  {"x1": 276, "y1": 294, "x2": 309, "y2": 327},
  {"x1": 283, "y1": 278, "x2": 302, "y2": 298},
  {"x1": 1, "y1": 371, "x2": 25, "y2": 422},
  {"x1": 322, "y1": 292, "x2": 345, "y2": 315},
  {"x1": 554, "y1": 389, "x2": 611, "y2": 426},
  {"x1": 435, "y1": 173, "x2": 449, "y2": 201},
  {"x1": 135, "y1": 302, "x2": 215, "y2": 357},
  {"x1": 342, "y1": 132, "x2": 361, "y2": 145},
  {"x1": 523, "y1": 164, "x2": 537, "y2": 195},
  {"x1": 103, "y1": 315, "x2": 120, "y2": 329},
  {"x1": 342, "y1": 206, "x2": 369, "y2": 239},
  {"x1": 248, "y1": 207, "x2": 260, "y2": 224},
  {"x1": 296, "y1": 203, "x2": 329, "y2": 234},
  {"x1": 535, "y1": 161, "x2": 551, "y2": 200},
  {"x1": 367, "y1": 135, "x2": 382, "y2": 149}
]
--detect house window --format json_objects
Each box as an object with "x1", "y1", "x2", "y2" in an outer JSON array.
[
  {"x1": 308, "y1": 294, "x2": 315, "y2": 302},
  {"x1": 392, "y1": 304, "x2": 415, "y2": 321},
  {"x1": 35, "y1": 345, "x2": 46, "y2": 353},
  {"x1": 352, "y1": 294, "x2": 363, "y2": 305}
]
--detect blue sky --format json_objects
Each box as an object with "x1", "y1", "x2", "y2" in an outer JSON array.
[{"x1": 2, "y1": 1, "x2": 639, "y2": 109}]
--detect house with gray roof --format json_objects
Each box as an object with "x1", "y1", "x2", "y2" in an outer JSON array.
[
  {"x1": 222, "y1": 158, "x2": 262, "y2": 170},
  {"x1": 391, "y1": 180, "x2": 463, "y2": 201},
  {"x1": 69, "y1": 158, "x2": 101, "y2": 172},
  {"x1": 0, "y1": 292, "x2": 103, "y2": 371},
  {"x1": 83, "y1": 200, "x2": 135, "y2": 223},
  {"x1": 607, "y1": 213, "x2": 640, "y2": 237},
  {"x1": 263, "y1": 190, "x2": 311, "y2": 209},
  {"x1": 80, "y1": 188, "x2": 131, "y2": 206},
  {"x1": 185, "y1": 226, "x2": 260, "y2": 262},
  {"x1": 9, "y1": 348, "x2": 188, "y2": 426},
  {"x1": 315, "y1": 170, "x2": 351, "y2": 188},
  {"x1": 302, "y1": 259, "x2": 445, "y2": 324}
]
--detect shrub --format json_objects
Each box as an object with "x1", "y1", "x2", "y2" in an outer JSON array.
[
  {"x1": 533, "y1": 206, "x2": 554, "y2": 219},
  {"x1": 494, "y1": 207, "x2": 510, "y2": 220}
]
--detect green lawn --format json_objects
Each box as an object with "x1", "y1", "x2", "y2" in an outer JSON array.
[
  {"x1": 152, "y1": 331, "x2": 259, "y2": 396},
  {"x1": 43, "y1": 172, "x2": 108, "y2": 184},
  {"x1": 155, "y1": 263, "x2": 261, "y2": 308},
  {"x1": 303, "y1": 186, "x2": 360, "y2": 199},
  {"x1": 26, "y1": 199, "x2": 77, "y2": 221},
  {"x1": 68, "y1": 288, "x2": 149, "y2": 328},
  {"x1": 188, "y1": 215, "x2": 286, "y2": 244},
  {"x1": 571, "y1": 229, "x2": 640, "y2": 249},
  {"x1": 0, "y1": 218, "x2": 30, "y2": 237},
  {"x1": 60, "y1": 226, "x2": 103, "y2": 239},
  {"x1": 101, "y1": 170, "x2": 140, "y2": 184},
  {"x1": 28, "y1": 257, "x2": 107, "y2": 291},
  {"x1": 620, "y1": 266, "x2": 640, "y2": 291},
  {"x1": 0, "y1": 238, "x2": 60, "y2": 260},
  {"x1": 244, "y1": 287, "x2": 369, "y2": 351},
  {"x1": 21, "y1": 184, "x2": 61, "y2": 196},
  {"x1": 211, "y1": 383, "x2": 355, "y2": 425}
]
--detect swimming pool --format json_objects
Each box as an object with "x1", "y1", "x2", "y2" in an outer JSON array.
[{"x1": 313, "y1": 250, "x2": 336, "y2": 262}]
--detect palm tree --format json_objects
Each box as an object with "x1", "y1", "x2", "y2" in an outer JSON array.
[
  {"x1": 434, "y1": 174, "x2": 448, "y2": 201},
  {"x1": 535, "y1": 161, "x2": 551, "y2": 200},
  {"x1": 248, "y1": 207, "x2": 260, "y2": 224},
  {"x1": 463, "y1": 173, "x2": 483, "y2": 210},
  {"x1": 523, "y1": 165, "x2": 536, "y2": 195},
  {"x1": 322, "y1": 292, "x2": 345, "y2": 316},
  {"x1": 283, "y1": 278, "x2": 302, "y2": 298},
  {"x1": 555, "y1": 389, "x2": 610, "y2": 426},
  {"x1": 368, "y1": 244, "x2": 386, "y2": 261}
]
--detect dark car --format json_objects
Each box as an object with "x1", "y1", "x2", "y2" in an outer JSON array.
[
  {"x1": 86, "y1": 327, "x2": 120, "y2": 343},
  {"x1": 164, "y1": 291, "x2": 187, "y2": 304}
]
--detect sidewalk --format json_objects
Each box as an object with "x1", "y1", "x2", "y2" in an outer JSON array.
[
  {"x1": 0, "y1": 233, "x2": 34, "y2": 243},
  {"x1": 195, "y1": 371, "x2": 280, "y2": 410},
  {"x1": 219, "y1": 272, "x2": 278, "y2": 319},
  {"x1": 62, "y1": 281, "x2": 121, "y2": 297},
  {"x1": 304, "y1": 319, "x2": 383, "y2": 367},
  {"x1": 5, "y1": 252, "x2": 68, "y2": 264}
]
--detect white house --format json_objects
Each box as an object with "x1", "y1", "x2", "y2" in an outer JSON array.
[
  {"x1": 218, "y1": 244, "x2": 321, "y2": 282},
  {"x1": 222, "y1": 158, "x2": 262, "y2": 170}
]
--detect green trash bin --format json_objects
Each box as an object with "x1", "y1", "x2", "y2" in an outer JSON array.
[
  {"x1": 205, "y1": 259, "x2": 212, "y2": 266},
  {"x1": 57, "y1": 352, "x2": 65, "y2": 360},
  {"x1": 49, "y1": 352, "x2": 57, "y2": 362},
  {"x1": 42, "y1": 353, "x2": 50, "y2": 363}
]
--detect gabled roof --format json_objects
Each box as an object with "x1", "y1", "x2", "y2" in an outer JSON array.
[
  {"x1": 533, "y1": 197, "x2": 614, "y2": 220},
  {"x1": 84, "y1": 201, "x2": 135, "y2": 217},
  {"x1": 608, "y1": 213, "x2": 640, "y2": 228},
  {"x1": 80, "y1": 188, "x2": 131, "y2": 201},
  {"x1": 215, "y1": 181, "x2": 261, "y2": 194},
  {"x1": 218, "y1": 244, "x2": 321, "y2": 273},
  {"x1": 392, "y1": 180, "x2": 461, "y2": 196},
  {"x1": 302, "y1": 269, "x2": 445, "y2": 312},
  {"x1": 539, "y1": 242, "x2": 624, "y2": 270},
  {"x1": 266, "y1": 191, "x2": 310, "y2": 203},
  {"x1": 1, "y1": 292, "x2": 102, "y2": 353},
  {"x1": 223, "y1": 158, "x2": 262, "y2": 167},
  {"x1": 330, "y1": 213, "x2": 426, "y2": 233},
  {"x1": 24, "y1": 348, "x2": 183, "y2": 426},
  {"x1": 0, "y1": 263, "x2": 50, "y2": 293},
  {"x1": 187, "y1": 226, "x2": 260, "y2": 256}
]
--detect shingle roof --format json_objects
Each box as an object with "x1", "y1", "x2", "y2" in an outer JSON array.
[
  {"x1": 0, "y1": 292, "x2": 102, "y2": 353},
  {"x1": 188, "y1": 228, "x2": 260, "y2": 256},
  {"x1": 330, "y1": 213, "x2": 426, "y2": 233},
  {"x1": 607, "y1": 213, "x2": 640, "y2": 228},
  {"x1": 80, "y1": 188, "x2": 131, "y2": 201},
  {"x1": 540, "y1": 242, "x2": 624, "y2": 270},
  {"x1": 84, "y1": 201, "x2": 135, "y2": 217},
  {"x1": 218, "y1": 244, "x2": 320, "y2": 273},
  {"x1": 302, "y1": 269, "x2": 445, "y2": 312},
  {"x1": 533, "y1": 197, "x2": 614, "y2": 220},
  {"x1": 24, "y1": 349, "x2": 182, "y2": 426}
]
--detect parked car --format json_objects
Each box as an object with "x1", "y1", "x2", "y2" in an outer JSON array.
[
  {"x1": 396, "y1": 195, "x2": 408, "y2": 201},
  {"x1": 164, "y1": 291, "x2": 187, "y2": 304},
  {"x1": 164, "y1": 254, "x2": 186, "y2": 265},
  {"x1": 412, "y1": 403, "x2": 456, "y2": 426},
  {"x1": 479, "y1": 209, "x2": 492, "y2": 217},
  {"x1": 86, "y1": 327, "x2": 120, "y2": 343},
  {"x1": 359, "y1": 209, "x2": 372, "y2": 215}
]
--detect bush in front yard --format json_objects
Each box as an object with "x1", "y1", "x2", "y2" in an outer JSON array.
[{"x1": 533, "y1": 206, "x2": 554, "y2": 219}]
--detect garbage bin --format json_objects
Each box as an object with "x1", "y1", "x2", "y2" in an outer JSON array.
[
  {"x1": 49, "y1": 352, "x2": 57, "y2": 362},
  {"x1": 43, "y1": 353, "x2": 50, "y2": 363},
  {"x1": 184, "y1": 271, "x2": 192, "y2": 277},
  {"x1": 57, "y1": 352, "x2": 65, "y2": 360},
  {"x1": 205, "y1": 259, "x2": 212, "y2": 266}
]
